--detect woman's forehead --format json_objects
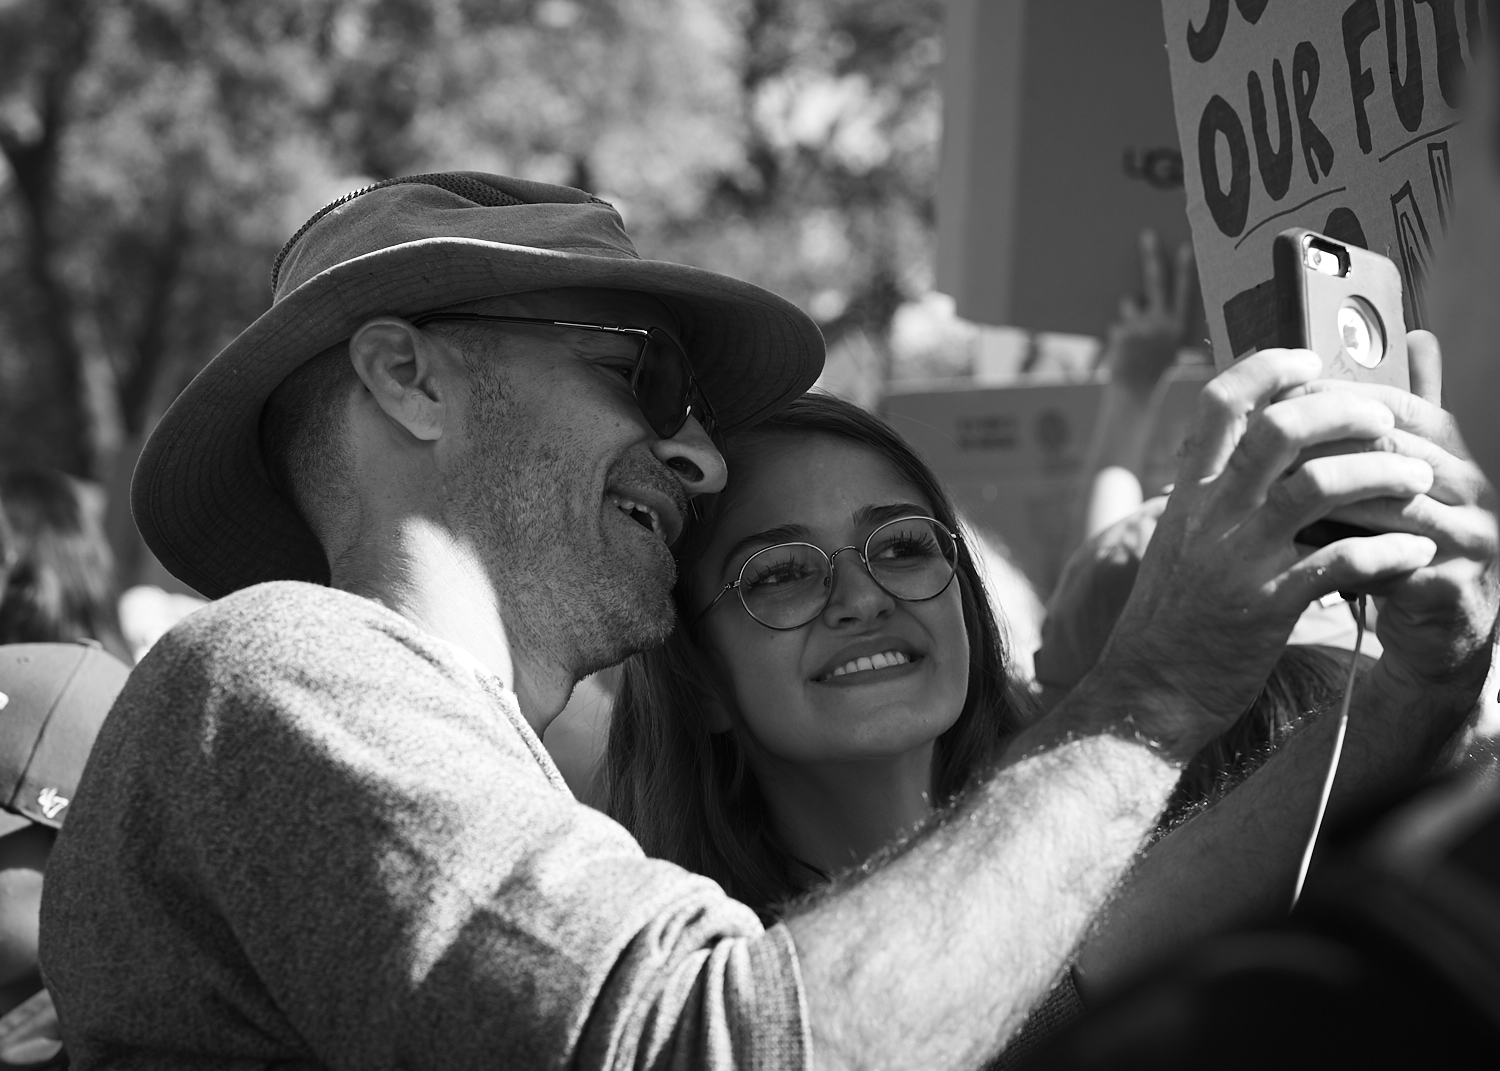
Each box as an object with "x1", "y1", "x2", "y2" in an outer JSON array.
[{"x1": 716, "y1": 431, "x2": 934, "y2": 532}]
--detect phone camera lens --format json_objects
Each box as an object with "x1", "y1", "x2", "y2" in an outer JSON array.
[{"x1": 1336, "y1": 299, "x2": 1385, "y2": 368}]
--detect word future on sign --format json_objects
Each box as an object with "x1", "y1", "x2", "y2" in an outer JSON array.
[{"x1": 1162, "y1": 0, "x2": 1486, "y2": 368}]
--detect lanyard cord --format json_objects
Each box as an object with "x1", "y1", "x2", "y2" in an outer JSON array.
[{"x1": 1289, "y1": 594, "x2": 1368, "y2": 910}]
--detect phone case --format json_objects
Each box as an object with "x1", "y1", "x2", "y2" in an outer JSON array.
[{"x1": 1273, "y1": 227, "x2": 1411, "y2": 390}]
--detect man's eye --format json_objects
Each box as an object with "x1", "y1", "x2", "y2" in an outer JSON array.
[{"x1": 594, "y1": 357, "x2": 636, "y2": 380}]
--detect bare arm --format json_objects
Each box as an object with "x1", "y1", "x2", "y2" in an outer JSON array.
[
  {"x1": 782, "y1": 350, "x2": 1443, "y2": 1071},
  {"x1": 789, "y1": 730, "x2": 1176, "y2": 1069}
]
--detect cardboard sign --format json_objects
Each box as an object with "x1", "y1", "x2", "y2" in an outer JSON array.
[
  {"x1": 936, "y1": 0, "x2": 1194, "y2": 339},
  {"x1": 882, "y1": 383, "x2": 1105, "y2": 593},
  {"x1": 1162, "y1": 0, "x2": 1487, "y2": 366}
]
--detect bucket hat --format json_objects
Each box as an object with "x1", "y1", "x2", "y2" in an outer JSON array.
[{"x1": 133, "y1": 171, "x2": 825, "y2": 599}]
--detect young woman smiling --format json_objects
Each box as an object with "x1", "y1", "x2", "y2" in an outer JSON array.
[
  {"x1": 601, "y1": 389, "x2": 1402, "y2": 1065},
  {"x1": 603, "y1": 391, "x2": 1035, "y2": 912}
]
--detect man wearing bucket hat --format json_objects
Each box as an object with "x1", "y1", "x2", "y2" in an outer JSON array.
[{"x1": 38, "y1": 171, "x2": 1498, "y2": 1070}]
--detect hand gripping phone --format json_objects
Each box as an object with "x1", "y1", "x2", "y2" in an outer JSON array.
[{"x1": 1273, "y1": 227, "x2": 1411, "y2": 546}]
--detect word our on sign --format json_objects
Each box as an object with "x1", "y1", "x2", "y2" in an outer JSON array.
[{"x1": 1162, "y1": 0, "x2": 1485, "y2": 368}]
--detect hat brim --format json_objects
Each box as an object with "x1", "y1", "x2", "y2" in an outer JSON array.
[{"x1": 133, "y1": 238, "x2": 825, "y2": 599}]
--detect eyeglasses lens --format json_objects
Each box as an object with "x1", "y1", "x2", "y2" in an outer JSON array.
[
  {"x1": 738, "y1": 518, "x2": 958, "y2": 629},
  {"x1": 739, "y1": 543, "x2": 831, "y2": 629},
  {"x1": 633, "y1": 329, "x2": 692, "y2": 439},
  {"x1": 866, "y1": 517, "x2": 958, "y2": 599}
]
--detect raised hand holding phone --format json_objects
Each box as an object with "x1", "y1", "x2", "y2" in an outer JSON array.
[{"x1": 1272, "y1": 228, "x2": 1411, "y2": 547}]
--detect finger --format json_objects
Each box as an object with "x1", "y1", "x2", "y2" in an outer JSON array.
[
  {"x1": 1177, "y1": 349, "x2": 1324, "y2": 484},
  {"x1": 1407, "y1": 329, "x2": 1443, "y2": 406},
  {"x1": 1286, "y1": 532, "x2": 1438, "y2": 603},
  {"x1": 1215, "y1": 392, "x2": 1400, "y2": 515},
  {"x1": 1299, "y1": 379, "x2": 1466, "y2": 455},
  {"x1": 1254, "y1": 451, "x2": 1434, "y2": 537},
  {"x1": 1301, "y1": 427, "x2": 1488, "y2": 507},
  {"x1": 1172, "y1": 241, "x2": 1198, "y2": 338},
  {"x1": 1366, "y1": 427, "x2": 1487, "y2": 506},
  {"x1": 1139, "y1": 229, "x2": 1165, "y2": 313},
  {"x1": 1324, "y1": 495, "x2": 1498, "y2": 556}
]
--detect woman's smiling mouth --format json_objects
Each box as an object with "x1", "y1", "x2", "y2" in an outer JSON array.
[{"x1": 816, "y1": 650, "x2": 922, "y2": 682}]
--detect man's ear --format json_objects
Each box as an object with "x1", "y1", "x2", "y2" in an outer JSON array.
[{"x1": 348, "y1": 317, "x2": 462, "y2": 442}]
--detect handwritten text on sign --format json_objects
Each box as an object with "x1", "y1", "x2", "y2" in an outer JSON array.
[{"x1": 1162, "y1": 0, "x2": 1486, "y2": 367}]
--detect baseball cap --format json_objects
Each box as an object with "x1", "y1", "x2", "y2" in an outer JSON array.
[{"x1": 0, "y1": 643, "x2": 130, "y2": 837}]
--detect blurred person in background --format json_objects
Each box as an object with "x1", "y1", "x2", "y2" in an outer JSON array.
[
  {"x1": 0, "y1": 469, "x2": 129, "y2": 663},
  {"x1": 1076, "y1": 231, "x2": 1202, "y2": 543},
  {"x1": 0, "y1": 644, "x2": 129, "y2": 1070}
]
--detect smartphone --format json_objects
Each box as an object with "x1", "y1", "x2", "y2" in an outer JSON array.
[
  {"x1": 1273, "y1": 227, "x2": 1410, "y2": 389},
  {"x1": 1272, "y1": 227, "x2": 1410, "y2": 546}
]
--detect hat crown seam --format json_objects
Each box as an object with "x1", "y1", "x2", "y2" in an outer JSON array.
[{"x1": 271, "y1": 173, "x2": 612, "y2": 292}]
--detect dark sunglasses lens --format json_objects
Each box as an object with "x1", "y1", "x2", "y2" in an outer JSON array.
[
  {"x1": 633, "y1": 330, "x2": 691, "y2": 438},
  {"x1": 688, "y1": 381, "x2": 720, "y2": 442},
  {"x1": 866, "y1": 518, "x2": 958, "y2": 601},
  {"x1": 739, "y1": 544, "x2": 830, "y2": 628}
]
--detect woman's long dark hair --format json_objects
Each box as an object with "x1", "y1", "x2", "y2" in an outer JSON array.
[{"x1": 603, "y1": 392, "x2": 1036, "y2": 914}]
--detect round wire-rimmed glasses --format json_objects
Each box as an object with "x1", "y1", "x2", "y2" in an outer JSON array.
[{"x1": 694, "y1": 515, "x2": 961, "y2": 631}]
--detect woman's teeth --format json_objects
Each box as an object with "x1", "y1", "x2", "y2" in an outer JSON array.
[
  {"x1": 829, "y1": 650, "x2": 912, "y2": 678},
  {"x1": 610, "y1": 496, "x2": 663, "y2": 539}
]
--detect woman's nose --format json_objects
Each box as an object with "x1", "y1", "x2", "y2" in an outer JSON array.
[{"x1": 820, "y1": 548, "x2": 895, "y2": 626}]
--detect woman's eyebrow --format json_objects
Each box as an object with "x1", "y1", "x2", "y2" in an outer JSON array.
[
  {"x1": 853, "y1": 502, "x2": 932, "y2": 526},
  {"x1": 719, "y1": 523, "x2": 810, "y2": 573}
]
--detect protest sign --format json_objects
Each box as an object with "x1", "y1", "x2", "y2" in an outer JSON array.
[
  {"x1": 883, "y1": 382, "x2": 1105, "y2": 593},
  {"x1": 1162, "y1": 0, "x2": 1488, "y2": 367},
  {"x1": 936, "y1": 0, "x2": 1194, "y2": 340}
]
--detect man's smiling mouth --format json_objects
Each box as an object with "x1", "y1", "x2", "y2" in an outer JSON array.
[{"x1": 608, "y1": 494, "x2": 665, "y2": 541}]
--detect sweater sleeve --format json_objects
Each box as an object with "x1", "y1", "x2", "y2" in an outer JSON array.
[{"x1": 41, "y1": 584, "x2": 810, "y2": 1071}]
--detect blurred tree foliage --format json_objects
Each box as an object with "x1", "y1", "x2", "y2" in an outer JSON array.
[{"x1": 0, "y1": 0, "x2": 942, "y2": 487}]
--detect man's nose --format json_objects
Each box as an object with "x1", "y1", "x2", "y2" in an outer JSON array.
[{"x1": 652, "y1": 415, "x2": 728, "y2": 495}]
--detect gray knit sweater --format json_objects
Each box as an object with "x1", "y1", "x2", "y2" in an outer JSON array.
[{"x1": 40, "y1": 582, "x2": 808, "y2": 1070}]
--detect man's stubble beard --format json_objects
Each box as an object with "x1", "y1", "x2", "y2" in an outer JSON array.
[{"x1": 452, "y1": 369, "x2": 679, "y2": 680}]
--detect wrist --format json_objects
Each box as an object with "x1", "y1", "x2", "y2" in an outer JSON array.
[
  {"x1": 1043, "y1": 658, "x2": 1215, "y2": 767},
  {"x1": 1345, "y1": 655, "x2": 1486, "y2": 778},
  {"x1": 1373, "y1": 634, "x2": 1493, "y2": 709}
]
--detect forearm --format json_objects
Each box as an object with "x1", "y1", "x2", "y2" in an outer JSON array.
[
  {"x1": 1073, "y1": 654, "x2": 1484, "y2": 995},
  {"x1": 1074, "y1": 386, "x2": 1156, "y2": 544},
  {"x1": 785, "y1": 734, "x2": 1178, "y2": 1071},
  {"x1": 1086, "y1": 385, "x2": 1157, "y2": 482}
]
